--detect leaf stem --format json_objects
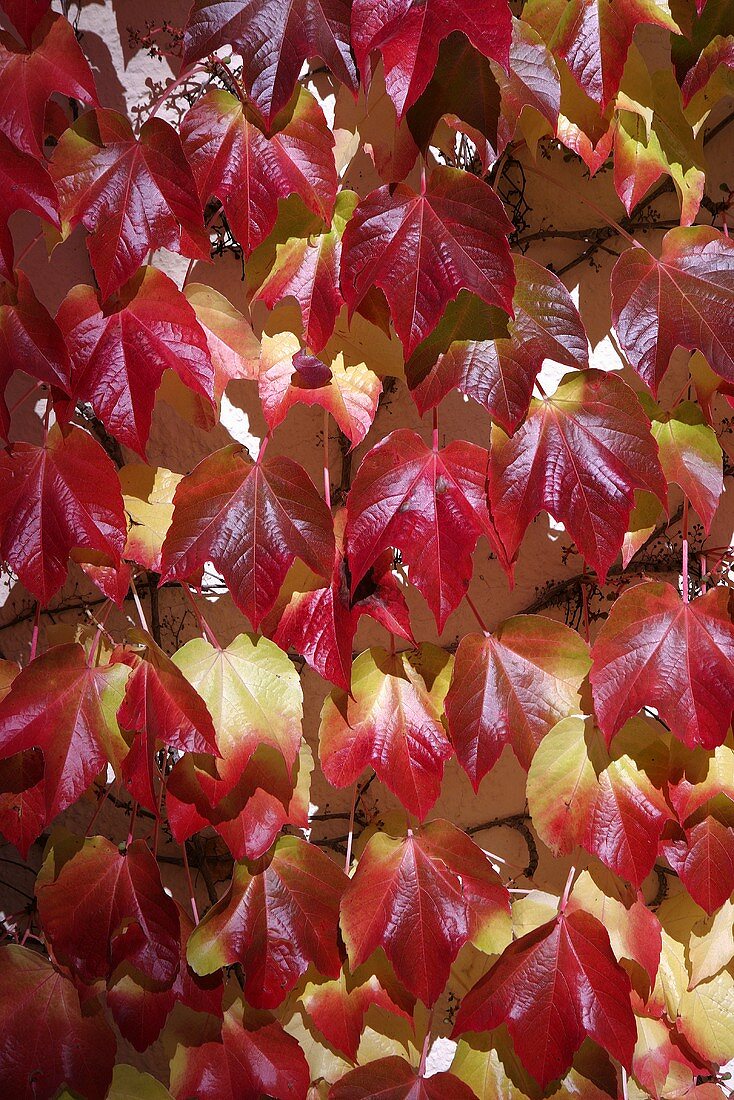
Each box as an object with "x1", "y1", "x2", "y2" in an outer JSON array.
[
  {"x1": 559, "y1": 864, "x2": 576, "y2": 912},
  {"x1": 323, "y1": 409, "x2": 331, "y2": 507},
  {"x1": 182, "y1": 841, "x2": 200, "y2": 924},
  {"x1": 522, "y1": 162, "x2": 639, "y2": 248},
  {"x1": 432, "y1": 406, "x2": 439, "y2": 453},
  {"x1": 344, "y1": 783, "x2": 357, "y2": 874},
  {"x1": 127, "y1": 801, "x2": 139, "y2": 847},
  {"x1": 183, "y1": 584, "x2": 221, "y2": 648},
  {"x1": 465, "y1": 592, "x2": 488, "y2": 633},
  {"x1": 682, "y1": 497, "x2": 689, "y2": 604},
  {"x1": 130, "y1": 574, "x2": 150, "y2": 633},
  {"x1": 29, "y1": 602, "x2": 41, "y2": 662}
]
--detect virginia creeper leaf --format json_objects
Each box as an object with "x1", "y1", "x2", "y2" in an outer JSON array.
[
  {"x1": 329, "y1": 1057, "x2": 477, "y2": 1099},
  {"x1": 187, "y1": 834, "x2": 346, "y2": 1007},
  {"x1": 184, "y1": 283, "x2": 260, "y2": 401},
  {"x1": 611, "y1": 227, "x2": 734, "y2": 393},
  {"x1": 644, "y1": 398, "x2": 723, "y2": 532},
  {"x1": 159, "y1": 444, "x2": 334, "y2": 628},
  {"x1": 351, "y1": 0, "x2": 512, "y2": 119},
  {"x1": 57, "y1": 269, "x2": 214, "y2": 457},
  {"x1": 664, "y1": 817, "x2": 734, "y2": 914},
  {"x1": 182, "y1": 0, "x2": 358, "y2": 129},
  {"x1": 0, "y1": 11, "x2": 97, "y2": 155},
  {"x1": 591, "y1": 581, "x2": 734, "y2": 749},
  {"x1": 0, "y1": 642, "x2": 128, "y2": 821},
  {"x1": 454, "y1": 907, "x2": 636, "y2": 1088},
  {"x1": 340, "y1": 165, "x2": 515, "y2": 357},
  {"x1": 0, "y1": 132, "x2": 59, "y2": 282},
  {"x1": 0, "y1": 0, "x2": 52, "y2": 46},
  {"x1": 37, "y1": 835, "x2": 180, "y2": 986},
  {"x1": 302, "y1": 971, "x2": 413, "y2": 1062},
  {"x1": 319, "y1": 646, "x2": 453, "y2": 819},
  {"x1": 119, "y1": 464, "x2": 183, "y2": 574},
  {"x1": 444, "y1": 614, "x2": 590, "y2": 785},
  {"x1": 181, "y1": 87, "x2": 337, "y2": 257},
  {"x1": 490, "y1": 369, "x2": 667, "y2": 583},
  {"x1": 346, "y1": 429, "x2": 507, "y2": 629},
  {"x1": 52, "y1": 109, "x2": 208, "y2": 300},
  {"x1": 0, "y1": 945, "x2": 115, "y2": 1100}
]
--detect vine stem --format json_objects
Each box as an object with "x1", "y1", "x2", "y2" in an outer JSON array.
[
  {"x1": 323, "y1": 410, "x2": 331, "y2": 506},
  {"x1": 183, "y1": 584, "x2": 221, "y2": 648},
  {"x1": 465, "y1": 592, "x2": 488, "y2": 633},
  {"x1": 127, "y1": 801, "x2": 139, "y2": 847},
  {"x1": 344, "y1": 783, "x2": 357, "y2": 874},
  {"x1": 621, "y1": 1067, "x2": 629, "y2": 1100},
  {"x1": 29, "y1": 602, "x2": 41, "y2": 662},
  {"x1": 432, "y1": 406, "x2": 439, "y2": 452},
  {"x1": 682, "y1": 497, "x2": 689, "y2": 604},
  {"x1": 522, "y1": 162, "x2": 640, "y2": 248},
  {"x1": 182, "y1": 842, "x2": 200, "y2": 924},
  {"x1": 419, "y1": 1006, "x2": 435, "y2": 1075},
  {"x1": 130, "y1": 574, "x2": 150, "y2": 633},
  {"x1": 87, "y1": 600, "x2": 112, "y2": 667},
  {"x1": 559, "y1": 865, "x2": 576, "y2": 912}
]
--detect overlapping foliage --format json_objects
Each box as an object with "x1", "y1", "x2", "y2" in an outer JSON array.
[{"x1": 0, "y1": 0, "x2": 733, "y2": 1096}]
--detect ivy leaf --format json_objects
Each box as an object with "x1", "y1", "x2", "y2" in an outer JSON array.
[
  {"x1": 682, "y1": 33, "x2": 734, "y2": 112},
  {"x1": 664, "y1": 817, "x2": 734, "y2": 914},
  {"x1": 339, "y1": 829, "x2": 467, "y2": 1006},
  {"x1": 254, "y1": 191, "x2": 358, "y2": 353},
  {"x1": 52, "y1": 109, "x2": 208, "y2": 300},
  {"x1": 330, "y1": 1057, "x2": 477, "y2": 1099},
  {"x1": 490, "y1": 369, "x2": 667, "y2": 583},
  {"x1": 0, "y1": 132, "x2": 59, "y2": 282},
  {"x1": 407, "y1": 256, "x2": 588, "y2": 431},
  {"x1": 340, "y1": 166, "x2": 515, "y2": 357},
  {"x1": 0, "y1": 271, "x2": 70, "y2": 437},
  {"x1": 351, "y1": 0, "x2": 512, "y2": 119},
  {"x1": 116, "y1": 630, "x2": 219, "y2": 813},
  {"x1": 184, "y1": 283, "x2": 260, "y2": 402},
  {"x1": 346, "y1": 429, "x2": 507, "y2": 630},
  {"x1": 57, "y1": 269, "x2": 214, "y2": 458},
  {"x1": 0, "y1": 1, "x2": 52, "y2": 47},
  {"x1": 169, "y1": 996, "x2": 310, "y2": 1100},
  {"x1": 172, "y1": 632, "x2": 303, "y2": 789},
  {"x1": 37, "y1": 835, "x2": 181, "y2": 986},
  {"x1": 645, "y1": 398, "x2": 723, "y2": 532},
  {"x1": 119, "y1": 464, "x2": 183, "y2": 574},
  {"x1": 271, "y1": 509, "x2": 412, "y2": 692},
  {"x1": 187, "y1": 835, "x2": 346, "y2": 1007},
  {"x1": 319, "y1": 646, "x2": 453, "y2": 819},
  {"x1": 591, "y1": 581, "x2": 734, "y2": 749},
  {"x1": 454, "y1": 907, "x2": 636, "y2": 1088},
  {"x1": 527, "y1": 715, "x2": 671, "y2": 887},
  {"x1": 182, "y1": 0, "x2": 358, "y2": 129},
  {"x1": 551, "y1": 0, "x2": 679, "y2": 109},
  {"x1": 259, "y1": 334, "x2": 381, "y2": 447},
  {"x1": 0, "y1": 945, "x2": 116, "y2": 1100},
  {"x1": 0, "y1": 745, "x2": 45, "y2": 858},
  {"x1": 611, "y1": 227, "x2": 734, "y2": 393},
  {"x1": 0, "y1": 12, "x2": 97, "y2": 155},
  {"x1": 302, "y1": 970, "x2": 413, "y2": 1062},
  {"x1": 0, "y1": 424, "x2": 127, "y2": 602},
  {"x1": 444, "y1": 614, "x2": 590, "y2": 786},
  {"x1": 181, "y1": 87, "x2": 337, "y2": 258},
  {"x1": 0, "y1": 643, "x2": 128, "y2": 821},
  {"x1": 159, "y1": 444, "x2": 334, "y2": 628}
]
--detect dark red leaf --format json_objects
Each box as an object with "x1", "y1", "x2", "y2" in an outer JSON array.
[
  {"x1": 0, "y1": 0, "x2": 51, "y2": 47},
  {"x1": 329, "y1": 1056, "x2": 477, "y2": 1100},
  {"x1": 0, "y1": 132, "x2": 59, "y2": 282},
  {"x1": 663, "y1": 817, "x2": 734, "y2": 914}
]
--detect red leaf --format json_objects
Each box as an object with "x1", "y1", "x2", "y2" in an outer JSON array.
[
  {"x1": 346, "y1": 429, "x2": 507, "y2": 630},
  {"x1": 329, "y1": 1056, "x2": 477, "y2": 1099},
  {"x1": 490, "y1": 369, "x2": 667, "y2": 583},
  {"x1": 182, "y1": 0, "x2": 358, "y2": 129},
  {"x1": 663, "y1": 817, "x2": 734, "y2": 914},
  {"x1": 170, "y1": 997, "x2": 310, "y2": 1100},
  {"x1": 272, "y1": 509, "x2": 412, "y2": 691},
  {"x1": 340, "y1": 166, "x2": 515, "y2": 357},
  {"x1": 319, "y1": 646, "x2": 453, "y2": 819},
  {"x1": 117, "y1": 629, "x2": 218, "y2": 813},
  {"x1": 0, "y1": 643, "x2": 128, "y2": 820},
  {"x1": 553, "y1": 0, "x2": 678, "y2": 109},
  {"x1": 159, "y1": 444, "x2": 334, "y2": 628},
  {"x1": 37, "y1": 835, "x2": 180, "y2": 986},
  {"x1": 186, "y1": 835, "x2": 346, "y2": 1008},
  {"x1": 0, "y1": 424, "x2": 126, "y2": 602},
  {"x1": 0, "y1": 271, "x2": 70, "y2": 437},
  {"x1": 682, "y1": 34, "x2": 734, "y2": 106},
  {"x1": 406, "y1": 255, "x2": 588, "y2": 431},
  {"x1": 0, "y1": 1, "x2": 51, "y2": 47},
  {"x1": 0, "y1": 12, "x2": 97, "y2": 155},
  {"x1": 591, "y1": 581, "x2": 734, "y2": 749},
  {"x1": 0, "y1": 945, "x2": 116, "y2": 1100},
  {"x1": 181, "y1": 87, "x2": 337, "y2": 257},
  {"x1": 454, "y1": 908, "x2": 636, "y2": 1088},
  {"x1": 611, "y1": 228, "x2": 734, "y2": 394},
  {"x1": 0, "y1": 132, "x2": 59, "y2": 282},
  {"x1": 52, "y1": 109, "x2": 208, "y2": 300},
  {"x1": 0, "y1": 747, "x2": 45, "y2": 857},
  {"x1": 57, "y1": 269, "x2": 214, "y2": 457},
  {"x1": 444, "y1": 615, "x2": 590, "y2": 785},
  {"x1": 351, "y1": 0, "x2": 512, "y2": 119},
  {"x1": 303, "y1": 971, "x2": 413, "y2": 1062}
]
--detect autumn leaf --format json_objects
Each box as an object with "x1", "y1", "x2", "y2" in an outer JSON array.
[
  {"x1": 52, "y1": 109, "x2": 209, "y2": 300},
  {"x1": 329, "y1": 1056, "x2": 477, "y2": 1099},
  {"x1": 184, "y1": 283, "x2": 260, "y2": 400},
  {"x1": 340, "y1": 166, "x2": 515, "y2": 357},
  {"x1": 302, "y1": 970, "x2": 413, "y2": 1062},
  {"x1": 0, "y1": 132, "x2": 59, "y2": 283},
  {"x1": 490, "y1": 369, "x2": 667, "y2": 583},
  {"x1": 663, "y1": 816, "x2": 734, "y2": 914},
  {"x1": 187, "y1": 834, "x2": 346, "y2": 1007},
  {"x1": 591, "y1": 581, "x2": 734, "y2": 749},
  {"x1": 644, "y1": 397, "x2": 723, "y2": 531},
  {"x1": 159, "y1": 444, "x2": 334, "y2": 628}
]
